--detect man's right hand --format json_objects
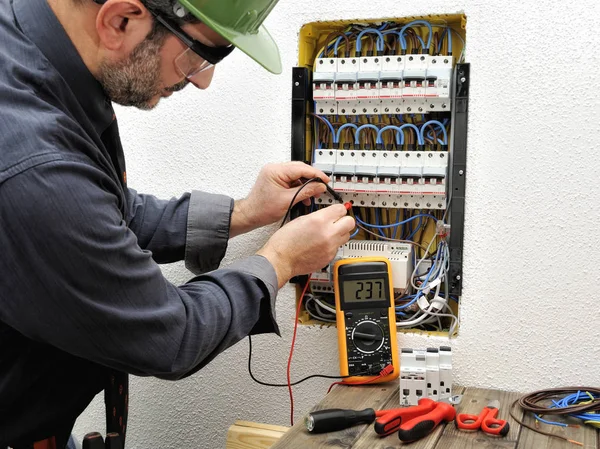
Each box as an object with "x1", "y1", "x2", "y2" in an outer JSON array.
[{"x1": 257, "y1": 204, "x2": 355, "y2": 288}]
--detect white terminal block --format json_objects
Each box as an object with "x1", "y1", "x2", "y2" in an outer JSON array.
[
  {"x1": 313, "y1": 56, "x2": 339, "y2": 116},
  {"x1": 337, "y1": 57, "x2": 359, "y2": 73},
  {"x1": 356, "y1": 72, "x2": 381, "y2": 115},
  {"x1": 403, "y1": 54, "x2": 428, "y2": 114},
  {"x1": 379, "y1": 71, "x2": 404, "y2": 115},
  {"x1": 400, "y1": 349, "x2": 427, "y2": 406},
  {"x1": 425, "y1": 348, "x2": 440, "y2": 400},
  {"x1": 335, "y1": 72, "x2": 358, "y2": 115},
  {"x1": 425, "y1": 56, "x2": 453, "y2": 112},
  {"x1": 315, "y1": 57, "x2": 337, "y2": 73},
  {"x1": 313, "y1": 72, "x2": 335, "y2": 101},
  {"x1": 312, "y1": 148, "x2": 336, "y2": 174},
  {"x1": 439, "y1": 346, "x2": 453, "y2": 402},
  {"x1": 342, "y1": 240, "x2": 412, "y2": 291},
  {"x1": 309, "y1": 241, "x2": 412, "y2": 294},
  {"x1": 400, "y1": 346, "x2": 453, "y2": 406}
]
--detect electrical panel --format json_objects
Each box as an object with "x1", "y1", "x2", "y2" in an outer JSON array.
[{"x1": 292, "y1": 15, "x2": 469, "y2": 336}]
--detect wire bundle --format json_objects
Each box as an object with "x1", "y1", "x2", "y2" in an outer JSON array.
[{"x1": 510, "y1": 387, "x2": 600, "y2": 446}]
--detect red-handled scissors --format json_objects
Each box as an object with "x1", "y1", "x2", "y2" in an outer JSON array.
[{"x1": 456, "y1": 400, "x2": 510, "y2": 436}]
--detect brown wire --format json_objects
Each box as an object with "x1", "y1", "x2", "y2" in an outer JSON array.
[
  {"x1": 324, "y1": 31, "x2": 349, "y2": 57},
  {"x1": 509, "y1": 387, "x2": 600, "y2": 447}
]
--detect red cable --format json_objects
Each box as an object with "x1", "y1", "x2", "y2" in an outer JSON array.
[
  {"x1": 327, "y1": 364, "x2": 394, "y2": 394},
  {"x1": 287, "y1": 279, "x2": 311, "y2": 426}
]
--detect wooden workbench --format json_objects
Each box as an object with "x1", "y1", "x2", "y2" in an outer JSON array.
[{"x1": 271, "y1": 384, "x2": 599, "y2": 449}]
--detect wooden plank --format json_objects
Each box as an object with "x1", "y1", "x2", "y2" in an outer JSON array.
[
  {"x1": 270, "y1": 382, "x2": 397, "y2": 449},
  {"x1": 515, "y1": 407, "x2": 598, "y2": 449},
  {"x1": 233, "y1": 421, "x2": 289, "y2": 434},
  {"x1": 433, "y1": 387, "x2": 523, "y2": 449},
  {"x1": 352, "y1": 386, "x2": 466, "y2": 449},
  {"x1": 226, "y1": 421, "x2": 289, "y2": 449}
]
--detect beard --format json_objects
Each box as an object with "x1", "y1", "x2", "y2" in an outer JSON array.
[{"x1": 98, "y1": 28, "x2": 188, "y2": 110}]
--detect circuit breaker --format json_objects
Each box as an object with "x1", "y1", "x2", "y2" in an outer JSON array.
[
  {"x1": 291, "y1": 15, "x2": 469, "y2": 336},
  {"x1": 400, "y1": 346, "x2": 453, "y2": 405}
]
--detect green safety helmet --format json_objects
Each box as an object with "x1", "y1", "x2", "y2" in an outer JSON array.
[{"x1": 176, "y1": 0, "x2": 282, "y2": 74}]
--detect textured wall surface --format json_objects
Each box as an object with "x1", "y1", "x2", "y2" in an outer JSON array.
[{"x1": 73, "y1": 0, "x2": 600, "y2": 447}]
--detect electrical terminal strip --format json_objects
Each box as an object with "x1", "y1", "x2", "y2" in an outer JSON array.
[
  {"x1": 314, "y1": 54, "x2": 454, "y2": 115},
  {"x1": 313, "y1": 149, "x2": 448, "y2": 210},
  {"x1": 400, "y1": 346, "x2": 452, "y2": 406},
  {"x1": 309, "y1": 241, "x2": 413, "y2": 294}
]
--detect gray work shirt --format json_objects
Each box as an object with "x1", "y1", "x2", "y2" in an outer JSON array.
[{"x1": 0, "y1": 0, "x2": 279, "y2": 445}]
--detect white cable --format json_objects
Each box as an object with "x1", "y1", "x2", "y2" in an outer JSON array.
[{"x1": 313, "y1": 296, "x2": 336, "y2": 314}]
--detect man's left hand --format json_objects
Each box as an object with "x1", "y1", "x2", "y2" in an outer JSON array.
[{"x1": 230, "y1": 162, "x2": 329, "y2": 237}]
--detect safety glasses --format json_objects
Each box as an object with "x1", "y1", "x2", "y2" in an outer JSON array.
[{"x1": 151, "y1": 12, "x2": 235, "y2": 81}]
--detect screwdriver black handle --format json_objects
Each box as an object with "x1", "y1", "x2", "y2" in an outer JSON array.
[
  {"x1": 82, "y1": 432, "x2": 105, "y2": 449},
  {"x1": 305, "y1": 408, "x2": 376, "y2": 433}
]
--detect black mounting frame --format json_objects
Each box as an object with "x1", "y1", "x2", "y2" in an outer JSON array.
[{"x1": 448, "y1": 63, "x2": 469, "y2": 295}]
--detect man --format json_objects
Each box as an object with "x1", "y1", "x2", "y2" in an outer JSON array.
[{"x1": 0, "y1": 0, "x2": 355, "y2": 446}]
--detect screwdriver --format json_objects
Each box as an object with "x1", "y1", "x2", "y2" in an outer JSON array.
[{"x1": 305, "y1": 408, "x2": 376, "y2": 433}]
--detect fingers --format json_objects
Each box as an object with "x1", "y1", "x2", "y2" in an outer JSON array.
[
  {"x1": 277, "y1": 161, "x2": 331, "y2": 184},
  {"x1": 297, "y1": 182, "x2": 327, "y2": 206},
  {"x1": 318, "y1": 203, "x2": 348, "y2": 220}
]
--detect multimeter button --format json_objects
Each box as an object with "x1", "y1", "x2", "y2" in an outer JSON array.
[
  {"x1": 345, "y1": 312, "x2": 353, "y2": 318},
  {"x1": 380, "y1": 311, "x2": 388, "y2": 318}
]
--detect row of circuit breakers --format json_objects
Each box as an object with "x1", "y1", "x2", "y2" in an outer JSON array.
[
  {"x1": 313, "y1": 54, "x2": 453, "y2": 115},
  {"x1": 312, "y1": 52, "x2": 453, "y2": 211}
]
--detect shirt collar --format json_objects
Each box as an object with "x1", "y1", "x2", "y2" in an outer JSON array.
[{"x1": 13, "y1": 0, "x2": 115, "y2": 135}]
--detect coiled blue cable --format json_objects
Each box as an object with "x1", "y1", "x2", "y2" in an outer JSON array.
[
  {"x1": 355, "y1": 124, "x2": 380, "y2": 146},
  {"x1": 356, "y1": 28, "x2": 385, "y2": 54},
  {"x1": 398, "y1": 123, "x2": 424, "y2": 145},
  {"x1": 420, "y1": 120, "x2": 448, "y2": 145},
  {"x1": 377, "y1": 125, "x2": 403, "y2": 146},
  {"x1": 335, "y1": 123, "x2": 358, "y2": 144},
  {"x1": 398, "y1": 21, "x2": 433, "y2": 52}
]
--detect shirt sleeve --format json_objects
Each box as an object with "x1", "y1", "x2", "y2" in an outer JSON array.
[
  {"x1": 0, "y1": 159, "x2": 280, "y2": 380},
  {"x1": 125, "y1": 188, "x2": 233, "y2": 273}
]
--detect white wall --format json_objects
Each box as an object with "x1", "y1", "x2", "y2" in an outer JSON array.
[{"x1": 73, "y1": 0, "x2": 600, "y2": 447}]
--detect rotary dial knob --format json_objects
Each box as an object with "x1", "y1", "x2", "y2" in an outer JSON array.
[{"x1": 352, "y1": 321, "x2": 384, "y2": 353}]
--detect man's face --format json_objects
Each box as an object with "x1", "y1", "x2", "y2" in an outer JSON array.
[{"x1": 98, "y1": 20, "x2": 230, "y2": 110}]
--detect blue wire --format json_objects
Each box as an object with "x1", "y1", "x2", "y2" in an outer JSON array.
[
  {"x1": 376, "y1": 125, "x2": 403, "y2": 145},
  {"x1": 420, "y1": 120, "x2": 448, "y2": 145},
  {"x1": 355, "y1": 213, "x2": 438, "y2": 229},
  {"x1": 375, "y1": 209, "x2": 387, "y2": 238},
  {"x1": 331, "y1": 31, "x2": 354, "y2": 57},
  {"x1": 350, "y1": 227, "x2": 360, "y2": 239},
  {"x1": 398, "y1": 21, "x2": 433, "y2": 51},
  {"x1": 313, "y1": 109, "x2": 336, "y2": 140},
  {"x1": 356, "y1": 28, "x2": 385, "y2": 53},
  {"x1": 407, "y1": 215, "x2": 422, "y2": 240},
  {"x1": 397, "y1": 256, "x2": 436, "y2": 310},
  {"x1": 355, "y1": 124, "x2": 380, "y2": 145},
  {"x1": 394, "y1": 210, "x2": 401, "y2": 239},
  {"x1": 398, "y1": 123, "x2": 424, "y2": 145},
  {"x1": 335, "y1": 123, "x2": 358, "y2": 144}
]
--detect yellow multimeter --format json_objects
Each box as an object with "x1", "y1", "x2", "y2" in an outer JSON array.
[{"x1": 334, "y1": 257, "x2": 399, "y2": 384}]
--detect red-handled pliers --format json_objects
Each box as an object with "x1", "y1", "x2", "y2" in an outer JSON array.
[
  {"x1": 374, "y1": 398, "x2": 436, "y2": 436},
  {"x1": 456, "y1": 400, "x2": 510, "y2": 436}
]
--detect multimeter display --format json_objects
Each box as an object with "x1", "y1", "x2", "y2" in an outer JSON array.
[
  {"x1": 342, "y1": 279, "x2": 387, "y2": 302},
  {"x1": 334, "y1": 258, "x2": 399, "y2": 383}
]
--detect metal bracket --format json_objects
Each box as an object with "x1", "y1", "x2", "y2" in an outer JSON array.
[
  {"x1": 448, "y1": 63, "x2": 470, "y2": 295},
  {"x1": 291, "y1": 67, "x2": 310, "y2": 163}
]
